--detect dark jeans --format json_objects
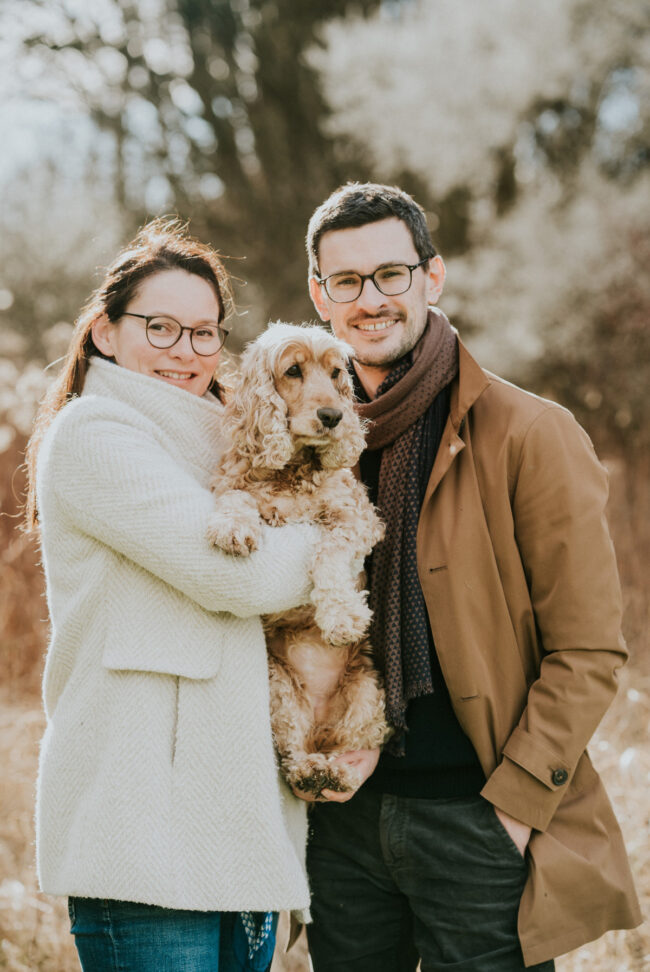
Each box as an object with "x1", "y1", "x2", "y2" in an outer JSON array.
[
  {"x1": 306, "y1": 790, "x2": 555, "y2": 972},
  {"x1": 68, "y1": 897, "x2": 276, "y2": 972}
]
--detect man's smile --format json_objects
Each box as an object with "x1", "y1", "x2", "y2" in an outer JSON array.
[{"x1": 352, "y1": 315, "x2": 403, "y2": 333}]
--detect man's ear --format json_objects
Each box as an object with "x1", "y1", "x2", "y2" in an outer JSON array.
[
  {"x1": 425, "y1": 255, "x2": 446, "y2": 305},
  {"x1": 309, "y1": 276, "x2": 331, "y2": 322},
  {"x1": 91, "y1": 314, "x2": 116, "y2": 357}
]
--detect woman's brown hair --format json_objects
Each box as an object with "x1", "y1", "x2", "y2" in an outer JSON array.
[{"x1": 24, "y1": 217, "x2": 233, "y2": 530}]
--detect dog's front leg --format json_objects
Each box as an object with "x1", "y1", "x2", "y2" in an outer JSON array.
[
  {"x1": 206, "y1": 489, "x2": 263, "y2": 555},
  {"x1": 310, "y1": 537, "x2": 372, "y2": 645}
]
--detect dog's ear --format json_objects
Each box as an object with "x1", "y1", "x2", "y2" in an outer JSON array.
[
  {"x1": 335, "y1": 366, "x2": 356, "y2": 402},
  {"x1": 226, "y1": 342, "x2": 294, "y2": 470}
]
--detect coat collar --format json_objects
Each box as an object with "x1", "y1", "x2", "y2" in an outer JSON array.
[
  {"x1": 82, "y1": 357, "x2": 225, "y2": 472},
  {"x1": 416, "y1": 338, "x2": 491, "y2": 505},
  {"x1": 450, "y1": 338, "x2": 491, "y2": 431}
]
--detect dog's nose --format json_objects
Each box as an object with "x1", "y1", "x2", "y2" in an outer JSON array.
[{"x1": 317, "y1": 407, "x2": 343, "y2": 429}]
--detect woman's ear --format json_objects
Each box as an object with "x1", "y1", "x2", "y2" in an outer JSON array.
[{"x1": 91, "y1": 314, "x2": 115, "y2": 358}]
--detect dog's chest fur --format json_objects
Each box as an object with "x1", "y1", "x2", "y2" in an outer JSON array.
[{"x1": 245, "y1": 467, "x2": 359, "y2": 528}]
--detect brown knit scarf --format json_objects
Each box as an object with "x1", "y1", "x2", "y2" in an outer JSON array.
[{"x1": 356, "y1": 308, "x2": 458, "y2": 749}]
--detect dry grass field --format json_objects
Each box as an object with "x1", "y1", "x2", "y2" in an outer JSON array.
[{"x1": 1, "y1": 442, "x2": 648, "y2": 971}]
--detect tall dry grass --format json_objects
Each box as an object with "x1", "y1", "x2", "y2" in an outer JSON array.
[
  {"x1": 0, "y1": 440, "x2": 647, "y2": 970},
  {"x1": 0, "y1": 437, "x2": 47, "y2": 697}
]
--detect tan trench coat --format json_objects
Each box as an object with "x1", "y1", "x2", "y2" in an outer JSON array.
[{"x1": 415, "y1": 340, "x2": 641, "y2": 965}]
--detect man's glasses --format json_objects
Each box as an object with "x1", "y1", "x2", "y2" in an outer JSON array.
[
  {"x1": 315, "y1": 258, "x2": 430, "y2": 303},
  {"x1": 122, "y1": 313, "x2": 229, "y2": 356}
]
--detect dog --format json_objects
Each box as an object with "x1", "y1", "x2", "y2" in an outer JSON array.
[{"x1": 207, "y1": 322, "x2": 391, "y2": 796}]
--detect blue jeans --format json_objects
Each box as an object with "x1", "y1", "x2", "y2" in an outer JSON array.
[
  {"x1": 307, "y1": 790, "x2": 555, "y2": 972},
  {"x1": 68, "y1": 897, "x2": 277, "y2": 972}
]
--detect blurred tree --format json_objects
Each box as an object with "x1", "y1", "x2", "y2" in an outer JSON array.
[
  {"x1": 0, "y1": 157, "x2": 125, "y2": 358},
  {"x1": 16, "y1": 0, "x2": 392, "y2": 335},
  {"x1": 529, "y1": 227, "x2": 650, "y2": 460},
  {"x1": 313, "y1": 0, "x2": 649, "y2": 207}
]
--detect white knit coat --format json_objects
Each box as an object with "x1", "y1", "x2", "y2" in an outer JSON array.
[{"x1": 35, "y1": 357, "x2": 316, "y2": 914}]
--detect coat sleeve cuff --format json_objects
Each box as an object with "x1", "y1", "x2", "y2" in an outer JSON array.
[{"x1": 480, "y1": 727, "x2": 574, "y2": 831}]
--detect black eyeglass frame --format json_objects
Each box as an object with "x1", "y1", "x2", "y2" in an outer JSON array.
[
  {"x1": 315, "y1": 257, "x2": 431, "y2": 303},
  {"x1": 121, "y1": 312, "x2": 229, "y2": 355}
]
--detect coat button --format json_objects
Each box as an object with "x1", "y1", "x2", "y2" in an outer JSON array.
[{"x1": 552, "y1": 768, "x2": 568, "y2": 786}]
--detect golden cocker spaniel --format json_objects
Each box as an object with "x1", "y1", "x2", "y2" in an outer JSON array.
[{"x1": 208, "y1": 322, "x2": 391, "y2": 796}]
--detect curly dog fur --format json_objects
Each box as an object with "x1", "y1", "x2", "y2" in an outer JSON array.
[{"x1": 208, "y1": 322, "x2": 391, "y2": 795}]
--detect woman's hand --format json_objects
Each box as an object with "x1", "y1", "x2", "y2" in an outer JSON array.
[{"x1": 292, "y1": 748, "x2": 381, "y2": 803}]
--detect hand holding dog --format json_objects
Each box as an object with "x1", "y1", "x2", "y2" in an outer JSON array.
[{"x1": 292, "y1": 748, "x2": 381, "y2": 803}]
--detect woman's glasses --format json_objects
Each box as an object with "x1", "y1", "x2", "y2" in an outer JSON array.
[{"x1": 122, "y1": 313, "x2": 228, "y2": 356}]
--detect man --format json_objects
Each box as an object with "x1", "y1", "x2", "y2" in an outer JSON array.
[{"x1": 299, "y1": 183, "x2": 641, "y2": 971}]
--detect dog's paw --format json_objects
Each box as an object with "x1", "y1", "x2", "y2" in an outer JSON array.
[
  {"x1": 257, "y1": 495, "x2": 292, "y2": 525},
  {"x1": 315, "y1": 596, "x2": 372, "y2": 646},
  {"x1": 206, "y1": 512, "x2": 261, "y2": 556},
  {"x1": 284, "y1": 753, "x2": 329, "y2": 793},
  {"x1": 318, "y1": 619, "x2": 365, "y2": 647},
  {"x1": 286, "y1": 755, "x2": 360, "y2": 798}
]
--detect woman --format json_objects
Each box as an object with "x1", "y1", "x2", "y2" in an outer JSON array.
[{"x1": 25, "y1": 219, "x2": 319, "y2": 971}]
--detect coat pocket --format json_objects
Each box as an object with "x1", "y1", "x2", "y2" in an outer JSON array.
[
  {"x1": 102, "y1": 559, "x2": 222, "y2": 679},
  {"x1": 418, "y1": 565, "x2": 480, "y2": 702}
]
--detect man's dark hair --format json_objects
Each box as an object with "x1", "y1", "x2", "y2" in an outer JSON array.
[{"x1": 306, "y1": 182, "x2": 437, "y2": 276}]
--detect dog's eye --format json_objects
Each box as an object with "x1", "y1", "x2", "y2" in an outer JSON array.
[
  {"x1": 331, "y1": 368, "x2": 341, "y2": 380},
  {"x1": 285, "y1": 363, "x2": 302, "y2": 378}
]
